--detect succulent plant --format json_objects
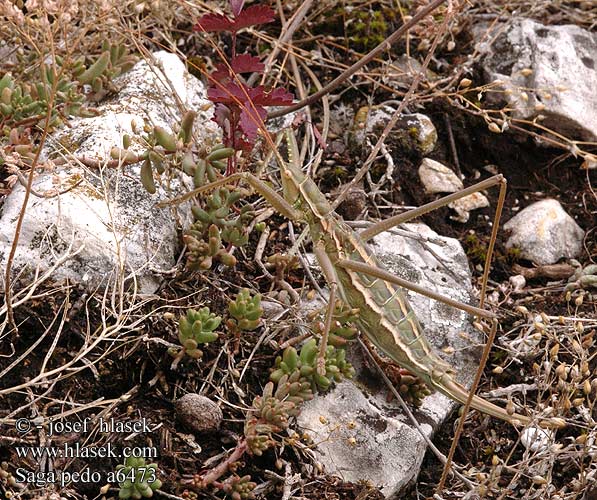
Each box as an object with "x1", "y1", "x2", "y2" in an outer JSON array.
[
  {"x1": 271, "y1": 339, "x2": 355, "y2": 392},
  {"x1": 169, "y1": 307, "x2": 221, "y2": 366},
  {"x1": 220, "y1": 474, "x2": 257, "y2": 500},
  {"x1": 113, "y1": 112, "x2": 253, "y2": 272},
  {"x1": 0, "y1": 65, "x2": 85, "y2": 135},
  {"x1": 75, "y1": 42, "x2": 137, "y2": 101},
  {"x1": 309, "y1": 300, "x2": 360, "y2": 348},
  {"x1": 115, "y1": 456, "x2": 162, "y2": 499},
  {"x1": 245, "y1": 372, "x2": 313, "y2": 455},
  {"x1": 565, "y1": 263, "x2": 597, "y2": 292},
  {"x1": 184, "y1": 188, "x2": 254, "y2": 271},
  {"x1": 228, "y1": 289, "x2": 263, "y2": 332},
  {"x1": 244, "y1": 332, "x2": 356, "y2": 457},
  {"x1": 0, "y1": 43, "x2": 135, "y2": 139}
]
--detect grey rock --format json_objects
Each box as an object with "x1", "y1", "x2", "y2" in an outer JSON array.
[
  {"x1": 448, "y1": 192, "x2": 490, "y2": 223},
  {"x1": 298, "y1": 223, "x2": 483, "y2": 497},
  {"x1": 175, "y1": 393, "x2": 223, "y2": 433},
  {"x1": 504, "y1": 199, "x2": 585, "y2": 265},
  {"x1": 0, "y1": 51, "x2": 218, "y2": 294},
  {"x1": 478, "y1": 19, "x2": 597, "y2": 141},
  {"x1": 418, "y1": 158, "x2": 463, "y2": 194},
  {"x1": 354, "y1": 107, "x2": 437, "y2": 155}
]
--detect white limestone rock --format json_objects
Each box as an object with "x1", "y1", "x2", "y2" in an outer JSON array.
[
  {"x1": 504, "y1": 199, "x2": 585, "y2": 265},
  {"x1": 449, "y1": 192, "x2": 490, "y2": 223},
  {"x1": 418, "y1": 158, "x2": 463, "y2": 194},
  {"x1": 478, "y1": 19, "x2": 597, "y2": 141},
  {"x1": 0, "y1": 51, "x2": 218, "y2": 294},
  {"x1": 298, "y1": 223, "x2": 483, "y2": 497}
]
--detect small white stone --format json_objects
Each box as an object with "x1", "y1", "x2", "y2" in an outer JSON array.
[
  {"x1": 418, "y1": 158, "x2": 463, "y2": 194},
  {"x1": 504, "y1": 199, "x2": 585, "y2": 265},
  {"x1": 449, "y1": 192, "x2": 490, "y2": 223},
  {"x1": 521, "y1": 425, "x2": 554, "y2": 453},
  {"x1": 509, "y1": 274, "x2": 526, "y2": 291}
]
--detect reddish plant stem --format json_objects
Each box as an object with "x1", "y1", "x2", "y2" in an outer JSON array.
[{"x1": 196, "y1": 439, "x2": 248, "y2": 488}]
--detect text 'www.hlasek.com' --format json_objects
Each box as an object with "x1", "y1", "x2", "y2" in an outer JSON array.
[{"x1": 8, "y1": 416, "x2": 159, "y2": 488}]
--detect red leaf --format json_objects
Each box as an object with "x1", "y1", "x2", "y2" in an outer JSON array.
[
  {"x1": 232, "y1": 5, "x2": 275, "y2": 31},
  {"x1": 230, "y1": 0, "x2": 244, "y2": 17},
  {"x1": 231, "y1": 54, "x2": 264, "y2": 74},
  {"x1": 210, "y1": 55, "x2": 262, "y2": 84},
  {"x1": 213, "y1": 103, "x2": 230, "y2": 132},
  {"x1": 250, "y1": 86, "x2": 294, "y2": 106},
  {"x1": 194, "y1": 13, "x2": 234, "y2": 32},
  {"x1": 262, "y1": 87, "x2": 294, "y2": 106},
  {"x1": 239, "y1": 106, "x2": 267, "y2": 140},
  {"x1": 208, "y1": 82, "x2": 246, "y2": 104},
  {"x1": 211, "y1": 64, "x2": 232, "y2": 83}
]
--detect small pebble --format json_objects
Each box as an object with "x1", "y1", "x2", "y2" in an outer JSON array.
[
  {"x1": 418, "y1": 158, "x2": 463, "y2": 194},
  {"x1": 509, "y1": 274, "x2": 526, "y2": 291},
  {"x1": 521, "y1": 425, "x2": 553, "y2": 452},
  {"x1": 175, "y1": 393, "x2": 223, "y2": 433}
]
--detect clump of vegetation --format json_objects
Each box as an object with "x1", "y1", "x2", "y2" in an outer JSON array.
[
  {"x1": 115, "y1": 111, "x2": 255, "y2": 270},
  {"x1": 0, "y1": 42, "x2": 135, "y2": 140},
  {"x1": 185, "y1": 187, "x2": 254, "y2": 270},
  {"x1": 187, "y1": 298, "x2": 359, "y2": 492},
  {"x1": 227, "y1": 289, "x2": 263, "y2": 352},
  {"x1": 245, "y1": 302, "x2": 358, "y2": 452},
  {"x1": 115, "y1": 456, "x2": 162, "y2": 499},
  {"x1": 348, "y1": 10, "x2": 390, "y2": 51},
  {"x1": 112, "y1": 110, "x2": 218, "y2": 194},
  {"x1": 227, "y1": 289, "x2": 263, "y2": 333},
  {"x1": 565, "y1": 262, "x2": 597, "y2": 292},
  {"x1": 75, "y1": 41, "x2": 137, "y2": 101},
  {"x1": 219, "y1": 474, "x2": 257, "y2": 500},
  {"x1": 169, "y1": 307, "x2": 221, "y2": 368},
  {"x1": 270, "y1": 337, "x2": 355, "y2": 392}
]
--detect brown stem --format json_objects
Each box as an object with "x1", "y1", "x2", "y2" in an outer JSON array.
[
  {"x1": 195, "y1": 439, "x2": 248, "y2": 488},
  {"x1": 267, "y1": 0, "x2": 447, "y2": 119}
]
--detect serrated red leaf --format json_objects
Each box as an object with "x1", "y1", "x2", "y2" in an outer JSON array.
[
  {"x1": 194, "y1": 13, "x2": 234, "y2": 32},
  {"x1": 195, "y1": 5, "x2": 274, "y2": 34},
  {"x1": 208, "y1": 82, "x2": 246, "y2": 104},
  {"x1": 210, "y1": 55, "x2": 263, "y2": 84},
  {"x1": 261, "y1": 87, "x2": 294, "y2": 106},
  {"x1": 230, "y1": 0, "x2": 244, "y2": 17},
  {"x1": 239, "y1": 106, "x2": 267, "y2": 140},
  {"x1": 232, "y1": 5, "x2": 275, "y2": 31},
  {"x1": 209, "y1": 83, "x2": 294, "y2": 109},
  {"x1": 232, "y1": 54, "x2": 264, "y2": 74}
]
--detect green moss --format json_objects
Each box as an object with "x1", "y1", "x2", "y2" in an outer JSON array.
[{"x1": 348, "y1": 10, "x2": 389, "y2": 51}]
